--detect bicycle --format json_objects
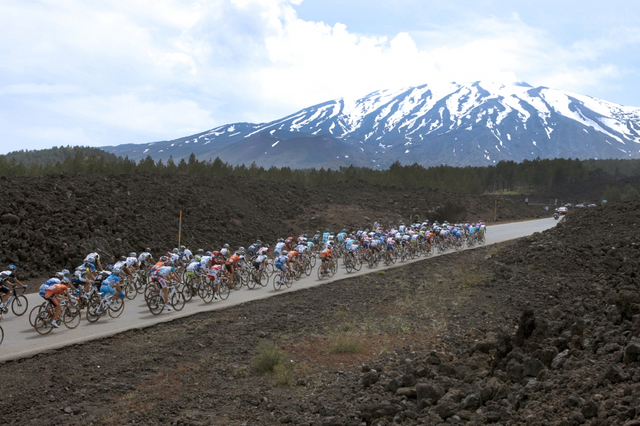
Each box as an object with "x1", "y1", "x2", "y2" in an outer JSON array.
[
  {"x1": 32, "y1": 297, "x2": 82, "y2": 334},
  {"x1": 272, "y1": 266, "x2": 294, "y2": 290},
  {"x1": 0, "y1": 285, "x2": 28, "y2": 317},
  {"x1": 317, "y1": 257, "x2": 338, "y2": 280},
  {"x1": 0, "y1": 324, "x2": 3, "y2": 346},
  {"x1": 86, "y1": 292, "x2": 125, "y2": 323},
  {"x1": 146, "y1": 281, "x2": 185, "y2": 315}
]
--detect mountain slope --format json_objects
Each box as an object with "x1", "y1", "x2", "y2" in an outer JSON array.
[{"x1": 103, "y1": 81, "x2": 640, "y2": 168}]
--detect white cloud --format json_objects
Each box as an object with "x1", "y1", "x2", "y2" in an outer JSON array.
[{"x1": 0, "y1": 0, "x2": 638, "y2": 154}]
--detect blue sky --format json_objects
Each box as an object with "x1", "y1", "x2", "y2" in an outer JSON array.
[{"x1": 0, "y1": 0, "x2": 639, "y2": 154}]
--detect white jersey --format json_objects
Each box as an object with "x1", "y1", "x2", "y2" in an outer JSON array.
[
  {"x1": 138, "y1": 252, "x2": 152, "y2": 262},
  {"x1": 84, "y1": 252, "x2": 100, "y2": 264},
  {"x1": 275, "y1": 242, "x2": 286, "y2": 254},
  {"x1": 125, "y1": 256, "x2": 138, "y2": 267}
]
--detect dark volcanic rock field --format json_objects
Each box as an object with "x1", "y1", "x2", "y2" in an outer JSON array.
[
  {"x1": 0, "y1": 172, "x2": 541, "y2": 278},
  {"x1": 1, "y1": 191, "x2": 640, "y2": 425}
]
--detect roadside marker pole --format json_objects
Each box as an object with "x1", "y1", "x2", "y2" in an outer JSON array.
[{"x1": 178, "y1": 210, "x2": 182, "y2": 248}]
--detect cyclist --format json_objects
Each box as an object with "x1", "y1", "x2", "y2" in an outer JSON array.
[
  {"x1": 71, "y1": 262, "x2": 95, "y2": 294},
  {"x1": 319, "y1": 245, "x2": 333, "y2": 275},
  {"x1": 124, "y1": 252, "x2": 140, "y2": 276},
  {"x1": 185, "y1": 257, "x2": 204, "y2": 290},
  {"x1": 274, "y1": 239, "x2": 286, "y2": 256},
  {"x1": 138, "y1": 249, "x2": 154, "y2": 271},
  {"x1": 84, "y1": 252, "x2": 103, "y2": 271},
  {"x1": 0, "y1": 264, "x2": 27, "y2": 311},
  {"x1": 247, "y1": 240, "x2": 262, "y2": 257},
  {"x1": 275, "y1": 250, "x2": 290, "y2": 283},
  {"x1": 38, "y1": 272, "x2": 71, "y2": 328},
  {"x1": 181, "y1": 245, "x2": 193, "y2": 264},
  {"x1": 100, "y1": 272, "x2": 124, "y2": 305},
  {"x1": 151, "y1": 264, "x2": 181, "y2": 311},
  {"x1": 346, "y1": 236, "x2": 360, "y2": 267},
  {"x1": 253, "y1": 250, "x2": 269, "y2": 283},
  {"x1": 220, "y1": 244, "x2": 231, "y2": 260},
  {"x1": 386, "y1": 234, "x2": 396, "y2": 262}
]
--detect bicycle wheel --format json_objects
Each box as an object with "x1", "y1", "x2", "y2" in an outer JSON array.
[
  {"x1": 331, "y1": 259, "x2": 339, "y2": 276},
  {"x1": 232, "y1": 274, "x2": 243, "y2": 291},
  {"x1": 353, "y1": 255, "x2": 363, "y2": 271},
  {"x1": 63, "y1": 304, "x2": 82, "y2": 329},
  {"x1": 182, "y1": 277, "x2": 195, "y2": 302},
  {"x1": 34, "y1": 309, "x2": 54, "y2": 335},
  {"x1": 11, "y1": 294, "x2": 28, "y2": 316},
  {"x1": 124, "y1": 280, "x2": 137, "y2": 300},
  {"x1": 86, "y1": 299, "x2": 102, "y2": 323},
  {"x1": 135, "y1": 273, "x2": 147, "y2": 294},
  {"x1": 147, "y1": 292, "x2": 164, "y2": 315},
  {"x1": 246, "y1": 271, "x2": 257, "y2": 290},
  {"x1": 0, "y1": 325, "x2": 3, "y2": 345},
  {"x1": 170, "y1": 289, "x2": 185, "y2": 311},
  {"x1": 108, "y1": 298, "x2": 125, "y2": 318},
  {"x1": 29, "y1": 304, "x2": 45, "y2": 327},
  {"x1": 218, "y1": 279, "x2": 230, "y2": 300},
  {"x1": 285, "y1": 273, "x2": 293, "y2": 288},
  {"x1": 304, "y1": 260, "x2": 312, "y2": 276},
  {"x1": 317, "y1": 263, "x2": 326, "y2": 280},
  {"x1": 199, "y1": 283, "x2": 215, "y2": 303},
  {"x1": 273, "y1": 273, "x2": 283, "y2": 291},
  {"x1": 344, "y1": 256, "x2": 353, "y2": 273}
]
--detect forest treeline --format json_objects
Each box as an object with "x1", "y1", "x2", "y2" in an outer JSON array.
[{"x1": 1, "y1": 145, "x2": 640, "y2": 195}]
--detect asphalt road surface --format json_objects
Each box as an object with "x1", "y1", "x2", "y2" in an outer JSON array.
[{"x1": 0, "y1": 217, "x2": 558, "y2": 362}]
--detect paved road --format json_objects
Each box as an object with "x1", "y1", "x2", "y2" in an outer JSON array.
[{"x1": 0, "y1": 218, "x2": 558, "y2": 362}]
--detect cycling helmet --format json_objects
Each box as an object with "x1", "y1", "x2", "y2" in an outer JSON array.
[
  {"x1": 197, "y1": 248, "x2": 204, "y2": 253},
  {"x1": 195, "y1": 255, "x2": 202, "y2": 261},
  {"x1": 278, "y1": 238, "x2": 284, "y2": 242},
  {"x1": 130, "y1": 252, "x2": 136, "y2": 257},
  {"x1": 325, "y1": 229, "x2": 329, "y2": 232},
  {"x1": 205, "y1": 251, "x2": 212, "y2": 256},
  {"x1": 55, "y1": 272, "x2": 65, "y2": 279},
  {"x1": 256, "y1": 240, "x2": 261, "y2": 245},
  {"x1": 303, "y1": 233, "x2": 308, "y2": 237},
  {"x1": 239, "y1": 247, "x2": 245, "y2": 252},
  {"x1": 180, "y1": 245, "x2": 186, "y2": 249},
  {"x1": 145, "y1": 247, "x2": 151, "y2": 252},
  {"x1": 61, "y1": 269, "x2": 70, "y2": 276},
  {"x1": 159, "y1": 256, "x2": 168, "y2": 262},
  {"x1": 224, "y1": 244, "x2": 230, "y2": 248},
  {"x1": 8, "y1": 264, "x2": 17, "y2": 271},
  {"x1": 106, "y1": 264, "x2": 114, "y2": 271},
  {"x1": 282, "y1": 250, "x2": 288, "y2": 255},
  {"x1": 264, "y1": 244, "x2": 270, "y2": 248},
  {"x1": 173, "y1": 248, "x2": 179, "y2": 253},
  {"x1": 120, "y1": 256, "x2": 126, "y2": 261}
]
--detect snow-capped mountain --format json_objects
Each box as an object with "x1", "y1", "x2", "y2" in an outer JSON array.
[{"x1": 104, "y1": 81, "x2": 640, "y2": 168}]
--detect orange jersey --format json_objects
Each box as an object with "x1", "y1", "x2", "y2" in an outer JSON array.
[
  {"x1": 320, "y1": 248, "x2": 332, "y2": 259},
  {"x1": 44, "y1": 284, "x2": 68, "y2": 298},
  {"x1": 225, "y1": 254, "x2": 240, "y2": 265},
  {"x1": 287, "y1": 251, "x2": 299, "y2": 260}
]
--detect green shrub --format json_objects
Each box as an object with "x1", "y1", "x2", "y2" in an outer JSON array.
[
  {"x1": 330, "y1": 335, "x2": 365, "y2": 354},
  {"x1": 251, "y1": 341, "x2": 287, "y2": 373}
]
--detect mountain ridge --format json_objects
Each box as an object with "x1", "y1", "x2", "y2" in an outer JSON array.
[{"x1": 103, "y1": 81, "x2": 640, "y2": 168}]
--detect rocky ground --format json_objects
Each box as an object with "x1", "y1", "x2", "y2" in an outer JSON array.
[
  {"x1": 1, "y1": 195, "x2": 640, "y2": 425},
  {"x1": 0, "y1": 172, "x2": 543, "y2": 278}
]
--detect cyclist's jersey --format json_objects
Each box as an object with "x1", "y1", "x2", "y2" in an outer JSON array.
[
  {"x1": 297, "y1": 236, "x2": 307, "y2": 244},
  {"x1": 225, "y1": 254, "x2": 240, "y2": 265},
  {"x1": 125, "y1": 256, "x2": 138, "y2": 267},
  {"x1": 399, "y1": 225, "x2": 406, "y2": 233},
  {"x1": 84, "y1": 253, "x2": 100, "y2": 264},
  {"x1": 275, "y1": 242, "x2": 286, "y2": 254},
  {"x1": 275, "y1": 255, "x2": 288, "y2": 266},
  {"x1": 138, "y1": 252, "x2": 153, "y2": 263},
  {"x1": 113, "y1": 261, "x2": 126, "y2": 273},
  {"x1": 313, "y1": 233, "x2": 321, "y2": 244},
  {"x1": 181, "y1": 249, "x2": 193, "y2": 262},
  {"x1": 151, "y1": 261, "x2": 166, "y2": 273},
  {"x1": 387, "y1": 237, "x2": 395, "y2": 246},
  {"x1": 102, "y1": 274, "x2": 119, "y2": 286},
  {"x1": 207, "y1": 264, "x2": 223, "y2": 278},
  {"x1": 153, "y1": 266, "x2": 175, "y2": 278},
  {"x1": 94, "y1": 271, "x2": 111, "y2": 286},
  {"x1": 370, "y1": 239, "x2": 379, "y2": 247},
  {"x1": 287, "y1": 251, "x2": 299, "y2": 261},
  {"x1": 187, "y1": 261, "x2": 202, "y2": 273},
  {"x1": 349, "y1": 243, "x2": 359, "y2": 252},
  {"x1": 39, "y1": 278, "x2": 62, "y2": 297},
  {"x1": 322, "y1": 232, "x2": 329, "y2": 242},
  {"x1": 296, "y1": 244, "x2": 306, "y2": 254},
  {"x1": 337, "y1": 232, "x2": 347, "y2": 242},
  {"x1": 0, "y1": 270, "x2": 17, "y2": 284},
  {"x1": 254, "y1": 254, "x2": 267, "y2": 264},
  {"x1": 200, "y1": 256, "x2": 213, "y2": 268},
  {"x1": 169, "y1": 253, "x2": 180, "y2": 264},
  {"x1": 258, "y1": 247, "x2": 270, "y2": 256},
  {"x1": 44, "y1": 283, "x2": 68, "y2": 298},
  {"x1": 320, "y1": 248, "x2": 332, "y2": 259},
  {"x1": 248, "y1": 243, "x2": 260, "y2": 255}
]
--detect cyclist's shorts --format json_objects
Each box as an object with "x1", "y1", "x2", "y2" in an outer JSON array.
[
  {"x1": 386, "y1": 245, "x2": 394, "y2": 251},
  {"x1": 275, "y1": 262, "x2": 286, "y2": 271},
  {"x1": 186, "y1": 271, "x2": 198, "y2": 279},
  {"x1": 253, "y1": 261, "x2": 263, "y2": 271},
  {"x1": 0, "y1": 285, "x2": 9, "y2": 294},
  {"x1": 100, "y1": 285, "x2": 116, "y2": 295},
  {"x1": 153, "y1": 276, "x2": 167, "y2": 289}
]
